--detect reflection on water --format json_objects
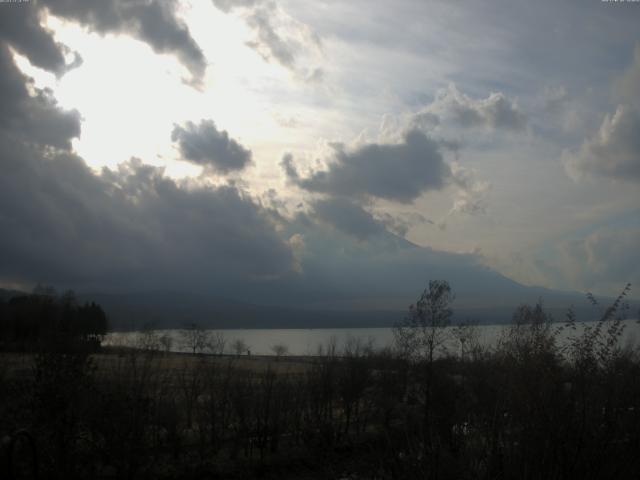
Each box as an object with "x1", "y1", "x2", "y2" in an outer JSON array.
[{"x1": 105, "y1": 319, "x2": 640, "y2": 356}]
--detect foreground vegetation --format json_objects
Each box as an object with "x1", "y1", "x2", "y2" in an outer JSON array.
[{"x1": 1, "y1": 283, "x2": 639, "y2": 479}]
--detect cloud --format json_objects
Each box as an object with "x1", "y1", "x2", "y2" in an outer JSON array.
[
  {"x1": 449, "y1": 192, "x2": 488, "y2": 217},
  {"x1": 375, "y1": 211, "x2": 432, "y2": 238},
  {"x1": 212, "y1": 0, "x2": 323, "y2": 79},
  {"x1": 287, "y1": 232, "x2": 305, "y2": 273},
  {"x1": 581, "y1": 228, "x2": 640, "y2": 283},
  {"x1": 282, "y1": 129, "x2": 451, "y2": 204},
  {"x1": 171, "y1": 120, "x2": 252, "y2": 173},
  {"x1": 41, "y1": 0, "x2": 206, "y2": 84},
  {"x1": 211, "y1": 0, "x2": 260, "y2": 13},
  {"x1": 0, "y1": 49, "x2": 294, "y2": 292},
  {"x1": 304, "y1": 67, "x2": 324, "y2": 83},
  {"x1": 245, "y1": 4, "x2": 296, "y2": 69},
  {"x1": 310, "y1": 197, "x2": 385, "y2": 240},
  {"x1": 279, "y1": 152, "x2": 299, "y2": 179},
  {"x1": 0, "y1": 45, "x2": 80, "y2": 149},
  {"x1": 407, "y1": 111, "x2": 440, "y2": 132},
  {"x1": 0, "y1": 153, "x2": 295, "y2": 289},
  {"x1": 563, "y1": 105, "x2": 640, "y2": 182},
  {"x1": 449, "y1": 162, "x2": 491, "y2": 216},
  {"x1": 272, "y1": 211, "x2": 548, "y2": 311},
  {"x1": 273, "y1": 113, "x2": 300, "y2": 128},
  {"x1": 0, "y1": 2, "x2": 70, "y2": 75},
  {"x1": 563, "y1": 46, "x2": 640, "y2": 183},
  {"x1": 614, "y1": 44, "x2": 640, "y2": 109},
  {"x1": 420, "y1": 84, "x2": 527, "y2": 132},
  {"x1": 493, "y1": 223, "x2": 640, "y2": 301},
  {"x1": 283, "y1": 127, "x2": 489, "y2": 242},
  {"x1": 536, "y1": 85, "x2": 595, "y2": 137},
  {"x1": 544, "y1": 227, "x2": 640, "y2": 296},
  {"x1": 0, "y1": 43, "x2": 514, "y2": 308},
  {"x1": 542, "y1": 85, "x2": 569, "y2": 113},
  {"x1": 262, "y1": 187, "x2": 289, "y2": 213}
]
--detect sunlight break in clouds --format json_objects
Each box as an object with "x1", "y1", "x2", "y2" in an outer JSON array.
[{"x1": 1, "y1": 0, "x2": 639, "y2": 301}]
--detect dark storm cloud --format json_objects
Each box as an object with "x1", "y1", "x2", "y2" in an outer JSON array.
[
  {"x1": 310, "y1": 197, "x2": 384, "y2": 240},
  {"x1": 0, "y1": 38, "x2": 551, "y2": 311},
  {"x1": 171, "y1": 120, "x2": 252, "y2": 173},
  {"x1": 0, "y1": 49, "x2": 293, "y2": 291},
  {"x1": 282, "y1": 130, "x2": 451, "y2": 204},
  {"x1": 0, "y1": 150, "x2": 295, "y2": 289},
  {"x1": 0, "y1": 45, "x2": 80, "y2": 149},
  {"x1": 41, "y1": 0, "x2": 206, "y2": 83},
  {"x1": 0, "y1": 2, "x2": 69, "y2": 75}
]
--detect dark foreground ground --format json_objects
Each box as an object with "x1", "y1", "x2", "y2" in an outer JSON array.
[
  {"x1": 1, "y1": 349, "x2": 406, "y2": 479},
  {"x1": 3, "y1": 313, "x2": 640, "y2": 480}
]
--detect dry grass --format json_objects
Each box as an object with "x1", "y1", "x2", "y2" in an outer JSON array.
[{"x1": 1, "y1": 350, "x2": 314, "y2": 380}]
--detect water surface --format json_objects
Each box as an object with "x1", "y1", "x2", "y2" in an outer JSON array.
[{"x1": 106, "y1": 319, "x2": 640, "y2": 356}]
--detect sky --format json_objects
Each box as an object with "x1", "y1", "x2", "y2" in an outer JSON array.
[{"x1": 0, "y1": 0, "x2": 639, "y2": 308}]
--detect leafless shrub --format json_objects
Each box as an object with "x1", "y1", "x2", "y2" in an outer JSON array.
[{"x1": 564, "y1": 283, "x2": 632, "y2": 371}]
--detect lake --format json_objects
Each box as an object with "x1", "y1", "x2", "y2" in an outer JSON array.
[{"x1": 105, "y1": 318, "x2": 640, "y2": 356}]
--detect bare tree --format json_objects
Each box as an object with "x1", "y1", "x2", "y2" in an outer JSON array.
[
  {"x1": 231, "y1": 338, "x2": 248, "y2": 357},
  {"x1": 393, "y1": 280, "x2": 455, "y2": 445},
  {"x1": 271, "y1": 343, "x2": 289, "y2": 360},
  {"x1": 451, "y1": 320, "x2": 480, "y2": 360},
  {"x1": 180, "y1": 323, "x2": 211, "y2": 355},
  {"x1": 393, "y1": 280, "x2": 454, "y2": 362},
  {"x1": 208, "y1": 331, "x2": 226, "y2": 356},
  {"x1": 137, "y1": 324, "x2": 161, "y2": 351},
  {"x1": 158, "y1": 333, "x2": 173, "y2": 353}
]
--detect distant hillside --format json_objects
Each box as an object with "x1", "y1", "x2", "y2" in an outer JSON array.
[
  {"x1": 0, "y1": 288, "x2": 26, "y2": 302},
  {"x1": 2, "y1": 286, "x2": 633, "y2": 331},
  {"x1": 78, "y1": 290, "x2": 612, "y2": 331},
  {"x1": 76, "y1": 292, "x2": 402, "y2": 331}
]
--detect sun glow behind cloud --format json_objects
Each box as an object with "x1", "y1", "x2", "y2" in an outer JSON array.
[
  {"x1": 12, "y1": 5, "x2": 307, "y2": 181},
  {"x1": 10, "y1": 0, "x2": 342, "y2": 202},
  {"x1": 3, "y1": 0, "x2": 638, "y2": 299}
]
